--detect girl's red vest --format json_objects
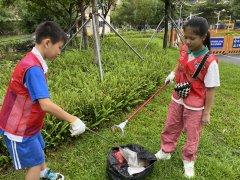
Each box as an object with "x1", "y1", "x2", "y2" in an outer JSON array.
[
  {"x1": 173, "y1": 45, "x2": 218, "y2": 108},
  {"x1": 0, "y1": 52, "x2": 46, "y2": 137}
]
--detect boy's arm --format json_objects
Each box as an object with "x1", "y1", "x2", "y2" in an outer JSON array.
[
  {"x1": 38, "y1": 98, "x2": 76, "y2": 123},
  {"x1": 38, "y1": 98, "x2": 85, "y2": 136},
  {"x1": 25, "y1": 67, "x2": 85, "y2": 136},
  {"x1": 202, "y1": 87, "x2": 215, "y2": 126}
]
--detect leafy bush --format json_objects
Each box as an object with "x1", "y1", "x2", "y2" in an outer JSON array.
[
  {"x1": 0, "y1": 37, "x2": 33, "y2": 57},
  {"x1": 218, "y1": 31, "x2": 240, "y2": 35}
]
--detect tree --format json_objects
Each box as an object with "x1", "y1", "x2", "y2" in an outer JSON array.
[
  {"x1": 99, "y1": 0, "x2": 117, "y2": 37},
  {"x1": 25, "y1": 0, "x2": 79, "y2": 33},
  {"x1": 162, "y1": 0, "x2": 171, "y2": 49},
  {"x1": 111, "y1": 0, "x2": 164, "y2": 29},
  {"x1": 78, "y1": 0, "x2": 90, "y2": 49},
  {"x1": 231, "y1": 0, "x2": 240, "y2": 19},
  {"x1": 2, "y1": 0, "x2": 80, "y2": 33},
  {"x1": 0, "y1": 0, "x2": 23, "y2": 35},
  {"x1": 111, "y1": 0, "x2": 136, "y2": 27},
  {"x1": 134, "y1": 0, "x2": 164, "y2": 30},
  {"x1": 190, "y1": 0, "x2": 231, "y2": 24}
]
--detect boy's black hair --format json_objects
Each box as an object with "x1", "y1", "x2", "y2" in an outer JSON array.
[
  {"x1": 183, "y1": 17, "x2": 211, "y2": 50},
  {"x1": 35, "y1": 21, "x2": 67, "y2": 45}
]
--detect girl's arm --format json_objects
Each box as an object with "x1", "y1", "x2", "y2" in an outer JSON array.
[
  {"x1": 165, "y1": 65, "x2": 178, "y2": 84},
  {"x1": 202, "y1": 87, "x2": 216, "y2": 125}
]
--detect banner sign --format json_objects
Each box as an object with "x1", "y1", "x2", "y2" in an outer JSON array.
[
  {"x1": 210, "y1": 37, "x2": 224, "y2": 49},
  {"x1": 232, "y1": 37, "x2": 240, "y2": 48}
]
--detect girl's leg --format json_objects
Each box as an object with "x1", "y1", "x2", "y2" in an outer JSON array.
[
  {"x1": 182, "y1": 108, "x2": 203, "y2": 161},
  {"x1": 161, "y1": 100, "x2": 184, "y2": 153},
  {"x1": 25, "y1": 164, "x2": 41, "y2": 180}
]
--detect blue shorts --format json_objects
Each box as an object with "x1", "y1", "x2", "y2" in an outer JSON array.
[{"x1": 3, "y1": 131, "x2": 45, "y2": 170}]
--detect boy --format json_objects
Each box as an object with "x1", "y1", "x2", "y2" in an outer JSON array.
[{"x1": 0, "y1": 21, "x2": 85, "y2": 180}]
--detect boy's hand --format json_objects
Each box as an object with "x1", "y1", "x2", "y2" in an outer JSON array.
[{"x1": 69, "y1": 118, "x2": 86, "y2": 136}]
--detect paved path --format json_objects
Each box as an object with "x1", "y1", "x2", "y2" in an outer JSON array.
[{"x1": 215, "y1": 54, "x2": 240, "y2": 65}]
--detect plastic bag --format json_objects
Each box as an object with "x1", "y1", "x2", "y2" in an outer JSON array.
[{"x1": 107, "y1": 144, "x2": 157, "y2": 180}]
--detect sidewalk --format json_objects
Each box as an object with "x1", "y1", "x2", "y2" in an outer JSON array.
[{"x1": 216, "y1": 54, "x2": 240, "y2": 65}]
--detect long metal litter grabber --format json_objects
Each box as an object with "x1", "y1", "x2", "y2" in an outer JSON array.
[
  {"x1": 111, "y1": 82, "x2": 169, "y2": 138},
  {"x1": 86, "y1": 127, "x2": 117, "y2": 146}
]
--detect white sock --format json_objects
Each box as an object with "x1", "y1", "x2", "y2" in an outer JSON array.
[{"x1": 40, "y1": 168, "x2": 49, "y2": 177}]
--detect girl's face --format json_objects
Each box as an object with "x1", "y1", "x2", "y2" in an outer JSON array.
[{"x1": 184, "y1": 26, "x2": 206, "y2": 52}]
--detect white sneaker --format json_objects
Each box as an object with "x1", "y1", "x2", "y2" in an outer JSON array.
[
  {"x1": 183, "y1": 160, "x2": 195, "y2": 178},
  {"x1": 155, "y1": 149, "x2": 171, "y2": 160}
]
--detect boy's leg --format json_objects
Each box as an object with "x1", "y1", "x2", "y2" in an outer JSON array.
[
  {"x1": 3, "y1": 134, "x2": 45, "y2": 169},
  {"x1": 182, "y1": 108, "x2": 203, "y2": 161},
  {"x1": 40, "y1": 156, "x2": 64, "y2": 180},
  {"x1": 41, "y1": 161, "x2": 48, "y2": 171},
  {"x1": 2, "y1": 132, "x2": 45, "y2": 179},
  {"x1": 161, "y1": 100, "x2": 184, "y2": 153},
  {"x1": 26, "y1": 164, "x2": 41, "y2": 180}
]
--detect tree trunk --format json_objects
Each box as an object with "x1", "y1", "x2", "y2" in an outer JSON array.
[
  {"x1": 79, "y1": 1, "x2": 89, "y2": 49},
  {"x1": 101, "y1": 20, "x2": 106, "y2": 38},
  {"x1": 169, "y1": 5, "x2": 174, "y2": 48},
  {"x1": 92, "y1": 0, "x2": 100, "y2": 64},
  {"x1": 163, "y1": 0, "x2": 170, "y2": 49}
]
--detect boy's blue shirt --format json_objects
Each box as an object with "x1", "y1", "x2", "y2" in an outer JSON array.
[{"x1": 24, "y1": 66, "x2": 50, "y2": 101}]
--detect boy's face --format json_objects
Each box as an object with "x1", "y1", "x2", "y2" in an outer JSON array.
[{"x1": 44, "y1": 39, "x2": 64, "y2": 61}]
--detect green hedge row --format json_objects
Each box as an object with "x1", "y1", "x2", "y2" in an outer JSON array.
[
  {"x1": 0, "y1": 37, "x2": 33, "y2": 58},
  {"x1": 0, "y1": 33, "x2": 178, "y2": 166}
]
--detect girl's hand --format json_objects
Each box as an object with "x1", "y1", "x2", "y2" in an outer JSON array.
[{"x1": 201, "y1": 112, "x2": 210, "y2": 126}]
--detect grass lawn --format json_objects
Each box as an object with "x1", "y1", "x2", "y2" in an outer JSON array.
[{"x1": 0, "y1": 34, "x2": 240, "y2": 179}]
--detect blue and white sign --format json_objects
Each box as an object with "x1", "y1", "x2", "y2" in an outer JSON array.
[
  {"x1": 211, "y1": 37, "x2": 224, "y2": 49},
  {"x1": 232, "y1": 37, "x2": 240, "y2": 48}
]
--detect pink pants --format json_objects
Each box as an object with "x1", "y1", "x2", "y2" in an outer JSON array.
[{"x1": 161, "y1": 100, "x2": 203, "y2": 161}]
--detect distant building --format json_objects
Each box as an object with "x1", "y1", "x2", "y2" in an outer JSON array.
[{"x1": 82, "y1": 5, "x2": 111, "y2": 35}]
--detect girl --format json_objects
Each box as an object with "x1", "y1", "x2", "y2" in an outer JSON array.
[{"x1": 155, "y1": 17, "x2": 220, "y2": 178}]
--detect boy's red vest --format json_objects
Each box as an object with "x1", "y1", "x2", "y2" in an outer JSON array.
[
  {"x1": 173, "y1": 45, "x2": 218, "y2": 108},
  {"x1": 0, "y1": 52, "x2": 46, "y2": 137}
]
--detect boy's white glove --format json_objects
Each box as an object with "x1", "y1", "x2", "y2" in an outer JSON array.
[
  {"x1": 69, "y1": 118, "x2": 86, "y2": 136},
  {"x1": 165, "y1": 71, "x2": 175, "y2": 84}
]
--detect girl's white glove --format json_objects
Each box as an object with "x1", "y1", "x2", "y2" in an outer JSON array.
[
  {"x1": 165, "y1": 71, "x2": 175, "y2": 84},
  {"x1": 69, "y1": 118, "x2": 86, "y2": 136}
]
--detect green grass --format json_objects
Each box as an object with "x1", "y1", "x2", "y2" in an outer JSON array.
[
  {"x1": 1, "y1": 63, "x2": 240, "y2": 180},
  {"x1": 1, "y1": 33, "x2": 240, "y2": 179}
]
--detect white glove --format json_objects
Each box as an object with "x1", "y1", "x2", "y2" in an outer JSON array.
[
  {"x1": 69, "y1": 118, "x2": 86, "y2": 136},
  {"x1": 165, "y1": 71, "x2": 175, "y2": 84}
]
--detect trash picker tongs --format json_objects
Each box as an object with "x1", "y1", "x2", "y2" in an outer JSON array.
[{"x1": 111, "y1": 82, "x2": 169, "y2": 138}]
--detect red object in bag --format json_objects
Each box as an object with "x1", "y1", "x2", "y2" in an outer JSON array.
[{"x1": 114, "y1": 150, "x2": 124, "y2": 168}]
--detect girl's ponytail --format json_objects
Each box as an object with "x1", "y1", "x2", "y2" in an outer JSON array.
[{"x1": 204, "y1": 31, "x2": 211, "y2": 51}]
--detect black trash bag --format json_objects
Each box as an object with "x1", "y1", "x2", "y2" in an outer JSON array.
[{"x1": 107, "y1": 144, "x2": 157, "y2": 180}]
